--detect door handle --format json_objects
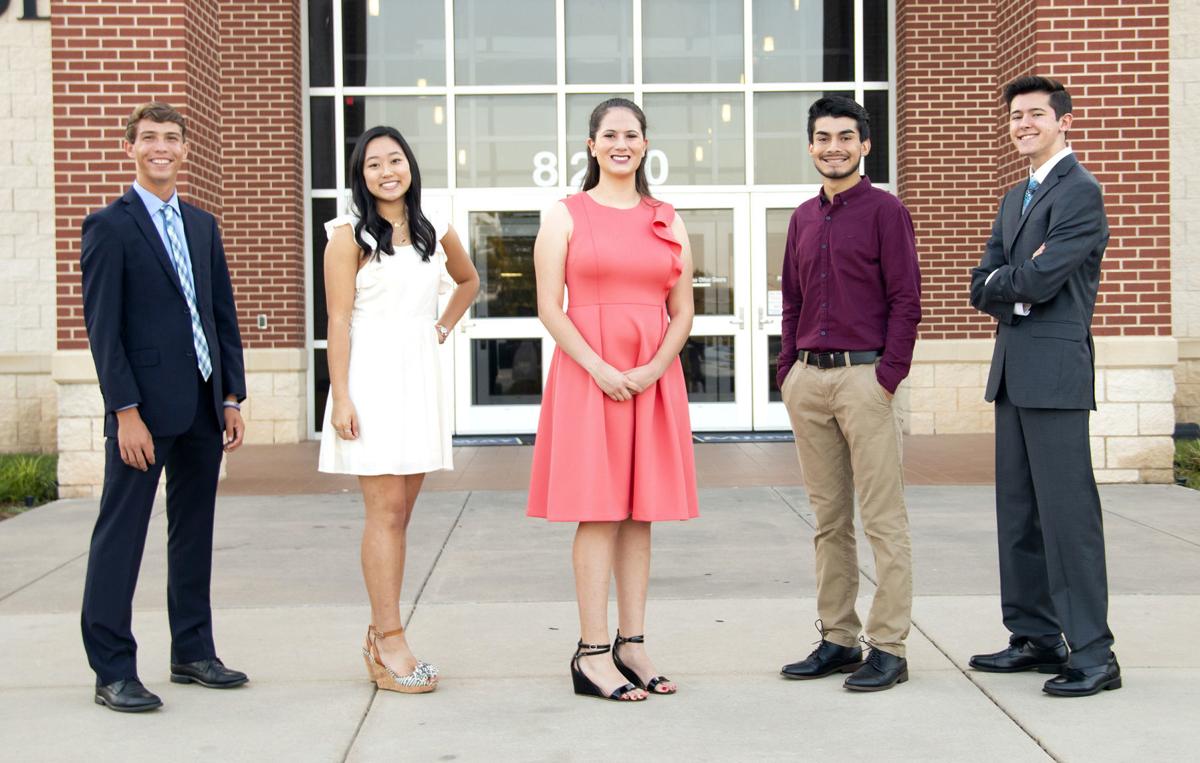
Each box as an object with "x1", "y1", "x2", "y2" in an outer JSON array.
[
  {"x1": 729, "y1": 307, "x2": 744, "y2": 329},
  {"x1": 458, "y1": 320, "x2": 476, "y2": 334},
  {"x1": 757, "y1": 307, "x2": 767, "y2": 329}
]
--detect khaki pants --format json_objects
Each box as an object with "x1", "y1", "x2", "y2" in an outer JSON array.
[{"x1": 781, "y1": 361, "x2": 912, "y2": 657}]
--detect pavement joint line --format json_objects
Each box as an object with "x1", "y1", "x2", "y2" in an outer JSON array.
[
  {"x1": 770, "y1": 486, "x2": 817, "y2": 531},
  {"x1": 341, "y1": 489, "x2": 473, "y2": 763},
  {"x1": 1102, "y1": 508, "x2": 1200, "y2": 550}
]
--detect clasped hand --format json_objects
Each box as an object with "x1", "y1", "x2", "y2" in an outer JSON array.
[{"x1": 591, "y1": 363, "x2": 660, "y2": 402}]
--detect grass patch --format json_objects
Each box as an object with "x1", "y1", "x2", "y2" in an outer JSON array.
[
  {"x1": 0, "y1": 453, "x2": 58, "y2": 519},
  {"x1": 1174, "y1": 439, "x2": 1200, "y2": 489}
]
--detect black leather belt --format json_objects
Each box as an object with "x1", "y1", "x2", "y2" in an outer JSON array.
[{"x1": 799, "y1": 350, "x2": 881, "y2": 369}]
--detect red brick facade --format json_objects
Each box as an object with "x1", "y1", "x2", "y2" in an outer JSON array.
[
  {"x1": 53, "y1": 1, "x2": 1168, "y2": 351},
  {"x1": 897, "y1": 0, "x2": 1170, "y2": 340},
  {"x1": 51, "y1": 0, "x2": 303, "y2": 352}
]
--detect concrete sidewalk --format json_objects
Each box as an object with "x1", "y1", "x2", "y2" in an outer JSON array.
[{"x1": 1, "y1": 483, "x2": 1196, "y2": 761}]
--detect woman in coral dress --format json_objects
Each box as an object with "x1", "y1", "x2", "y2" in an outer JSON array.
[
  {"x1": 321, "y1": 125, "x2": 479, "y2": 693},
  {"x1": 527, "y1": 98, "x2": 699, "y2": 702}
]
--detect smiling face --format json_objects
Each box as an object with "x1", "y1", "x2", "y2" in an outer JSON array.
[
  {"x1": 361, "y1": 135, "x2": 412, "y2": 203},
  {"x1": 587, "y1": 107, "x2": 646, "y2": 180},
  {"x1": 808, "y1": 115, "x2": 869, "y2": 183},
  {"x1": 1009, "y1": 90, "x2": 1072, "y2": 168},
  {"x1": 124, "y1": 118, "x2": 188, "y2": 198}
]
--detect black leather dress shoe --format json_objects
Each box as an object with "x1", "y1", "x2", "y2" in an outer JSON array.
[
  {"x1": 844, "y1": 649, "x2": 908, "y2": 692},
  {"x1": 781, "y1": 640, "x2": 864, "y2": 679},
  {"x1": 94, "y1": 678, "x2": 162, "y2": 713},
  {"x1": 1043, "y1": 655, "x2": 1121, "y2": 697},
  {"x1": 969, "y1": 637, "x2": 1068, "y2": 674},
  {"x1": 169, "y1": 658, "x2": 248, "y2": 688}
]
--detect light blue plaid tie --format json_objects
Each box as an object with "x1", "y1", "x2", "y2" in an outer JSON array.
[
  {"x1": 1022, "y1": 177, "x2": 1040, "y2": 213},
  {"x1": 161, "y1": 205, "x2": 212, "y2": 381}
]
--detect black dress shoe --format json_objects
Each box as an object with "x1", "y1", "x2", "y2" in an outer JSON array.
[
  {"x1": 1043, "y1": 655, "x2": 1121, "y2": 697},
  {"x1": 169, "y1": 658, "x2": 248, "y2": 688},
  {"x1": 94, "y1": 679, "x2": 162, "y2": 713},
  {"x1": 844, "y1": 648, "x2": 908, "y2": 692},
  {"x1": 781, "y1": 640, "x2": 864, "y2": 680},
  {"x1": 969, "y1": 637, "x2": 1068, "y2": 674}
]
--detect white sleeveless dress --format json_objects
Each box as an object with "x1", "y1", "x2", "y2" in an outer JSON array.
[{"x1": 318, "y1": 212, "x2": 455, "y2": 475}]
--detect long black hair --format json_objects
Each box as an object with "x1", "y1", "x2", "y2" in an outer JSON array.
[
  {"x1": 347, "y1": 125, "x2": 437, "y2": 262},
  {"x1": 581, "y1": 98, "x2": 653, "y2": 198}
]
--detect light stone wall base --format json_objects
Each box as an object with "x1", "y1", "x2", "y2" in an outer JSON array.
[
  {"x1": 50, "y1": 348, "x2": 306, "y2": 497},
  {"x1": 0, "y1": 353, "x2": 55, "y2": 453},
  {"x1": 904, "y1": 337, "x2": 1178, "y2": 484}
]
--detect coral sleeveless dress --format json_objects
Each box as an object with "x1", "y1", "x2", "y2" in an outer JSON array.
[{"x1": 527, "y1": 193, "x2": 699, "y2": 522}]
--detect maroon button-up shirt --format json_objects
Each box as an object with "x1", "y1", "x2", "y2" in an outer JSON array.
[{"x1": 777, "y1": 177, "x2": 922, "y2": 393}]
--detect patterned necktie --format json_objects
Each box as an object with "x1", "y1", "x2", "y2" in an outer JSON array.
[
  {"x1": 161, "y1": 205, "x2": 212, "y2": 381},
  {"x1": 1022, "y1": 177, "x2": 1040, "y2": 213}
]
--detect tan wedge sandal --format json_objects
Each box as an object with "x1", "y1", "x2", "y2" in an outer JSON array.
[{"x1": 362, "y1": 625, "x2": 438, "y2": 694}]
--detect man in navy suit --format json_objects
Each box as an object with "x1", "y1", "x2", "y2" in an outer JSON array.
[
  {"x1": 969, "y1": 76, "x2": 1119, "y2": 697},
  {"x1": 80, "y1": 102, "x2": 249, "y2": 712}
]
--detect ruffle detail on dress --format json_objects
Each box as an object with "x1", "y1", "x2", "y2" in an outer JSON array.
[
  {"x1": 324, "y1": 214, "x2": 381, "y2": 253},
  {"x1": 649, "y1": 201, "x2": 684, "y2": 289}
]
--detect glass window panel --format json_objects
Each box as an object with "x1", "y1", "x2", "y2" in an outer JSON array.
[
  {"x1": 565, "y1": 0, "x2": 633, "y2": 84},
  {"x1": 677, "y1": 209, "x2": 734, "y2": 316},
  {"x1": 642, "y1": 0, "x2": 743, "y2": 84},
  {"x1": 642, "y1": 93, "x2": 744, "y2": 185},
  {"x1": 864, "y1": 90, "x2": 890, "y2": 184},
  {"x1": 343, "y1": 96, "x2": 448, "y2": 188},
  {"x1": 472, "y1": 339, "x2": 543, "y2": 405},
  {"x1": 310, "y1": 97, "x2": 335, "y2": 189},
  {"x1": 753, "y1": 0, "x2": 851, "y2": 83},
  {"x1": 455, "y1": 95, "x2": 556, "y2": 188},
  {"x1": 864, "y1": 0, "x2": 889, "y2": 82},
  {"x1": 766, "y1": 208, "x2": 792, "y2": 313},
  {"x1": 311, "y1": 198, "x2": 339, "y2": 342},
  {"x1": 342, "y1": 0, "x2": 446, "y2": 87},
  {"x1": 454, "y1": 0, "x2": 555, "y2": 85},
  {"x1": 768, "y1": 335, "x2": 782, "y2": 403},
  {"x1": 315, "y1": 348, "x2": 330, "y2": 430},
  {"x1": 754, "y1": 90, "x2": 850, "y2": 185},
  {"x1": 564, "y1": 93, "x2": 634, "y2": 189},
  {"x1": 308, "y1": 0, "x2": 333, "y2": 87},
  {"x1": 470, "y1": 211, "x2": 540, "y2": 318},
  {"x1": 680, "y1": 336, "x2": 735, "y2": 403}
]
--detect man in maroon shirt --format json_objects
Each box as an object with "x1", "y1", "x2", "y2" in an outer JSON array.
[{"x1": 777, "y1": 96, "x2": 922, "y2": 692}]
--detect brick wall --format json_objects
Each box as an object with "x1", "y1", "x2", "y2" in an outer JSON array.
[
  {"x1": 1032, "y1": 0, "x2": 1171, "y2": 337},
  {"x1": 897, "y1": 0, "x2": 1171, "y2": 340},
  {"x1": 52, "y1": 0, "x2": 304, "y2": 352},
  {"x1": 51, "y1": 0, "x2": 222, "y2": 351},
  {"x1": 896, "y1": 1, "x2": 1004, "y2": 341},
  {"x1": 218, "y1": 1, "x2": 305, "y2": 349}
]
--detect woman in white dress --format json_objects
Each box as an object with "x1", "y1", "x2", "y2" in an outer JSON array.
[{"x1": 319, "y1": 125, "x2": 479, "y2": 693}]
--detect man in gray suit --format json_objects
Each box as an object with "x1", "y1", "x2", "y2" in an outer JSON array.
[{"x1": 968, "y1": 76, "x2": 1119, "y2": 697}]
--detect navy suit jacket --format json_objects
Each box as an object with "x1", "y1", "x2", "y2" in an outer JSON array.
[
  {"x1": 969, "y1": 154, "x2": 1108, "y2": 411},
  {"x1": 81, "y1": 187, "x2": 246, "y2": 438}
]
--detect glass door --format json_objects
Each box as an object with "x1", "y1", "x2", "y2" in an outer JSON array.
[
  {"x1": 451, "y1": 190, "x2": 556, "y2": 434},
  {"x1": 750, "y1": 191, "x2": 810, "y2": 430},
  {"x1": 662, "y1": 193, "x2": 752, "y2": 430}
]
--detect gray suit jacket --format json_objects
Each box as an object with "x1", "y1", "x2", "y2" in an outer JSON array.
[{"x1": 970, "y1": 153, "x2": 1108, "y2": 410}]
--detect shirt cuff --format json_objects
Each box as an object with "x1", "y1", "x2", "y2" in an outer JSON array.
[
  {"x1": 223, "y1": 401, "x2": 241, "y2": 411},
  {"x1": 1014, "y1": 302, "x2": 1030, "y2": 316},
  {"x1": 115, "y1": 403, "x2": 138, "y2": 412},
  {"x1": 985, "y1": 269, "x2": 998, "y2": 285}
]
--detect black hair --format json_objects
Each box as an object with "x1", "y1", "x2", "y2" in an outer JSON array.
[
  {"x1": 806, "y1": 95, "x2": 871, "y2": 144},
  {"x1": 347, "y1": 125, "x2": 437, "y2": 262},
  {"x1": 581, "y1": 98, "x2": 653, "y2": 198},
  {"x1": 1003, "y1": 75, "x2": 1072, "y2": 119}
]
